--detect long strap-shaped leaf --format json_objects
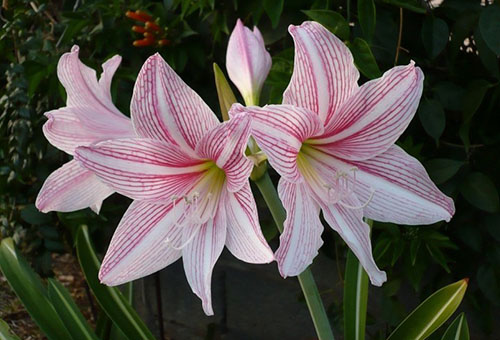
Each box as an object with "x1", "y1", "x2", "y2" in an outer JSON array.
[
  {"x1": 0, "y1": 318, "x2": 21, "y2": 340},
  {"x1": 344, "y1": 249, "x2": 369, "y2": 340},
  {"x1": 441, "y1": 313, "x2": 470, "y2": 340},
  {"x1": 387, "y1": 279, "x2": 468, "y2": 340},
  {"x1": 75, "y1": 225, "x2": 155, "y2": 340},
  {"x1": 47, "y1": 279, "x2": 99, "y2": 340},
  {"x1": 0, "y1": 238, "x2": 73, "y2": 340}
]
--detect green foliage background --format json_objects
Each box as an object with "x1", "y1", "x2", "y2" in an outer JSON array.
[{"x1": 0, "y1": 0, "x2": 499, "y2": 338}]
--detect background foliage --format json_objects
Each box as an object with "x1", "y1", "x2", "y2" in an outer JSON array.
[{"x1": 0, "y1": 0, "x2": 499, "y2": 338}]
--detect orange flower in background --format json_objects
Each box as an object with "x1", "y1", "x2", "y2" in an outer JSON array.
[{"x1": 126, "y1": 10, "x2": 170, "y2": 48}]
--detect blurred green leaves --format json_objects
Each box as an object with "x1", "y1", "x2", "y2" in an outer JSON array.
[
  {"x1": 479, "y1": 5, "x2": 500, "y2": 56},
  {"x1": 460, "y1": 172, "x2": 499, "y2": 213},
  {"x1": 302, "y1": 10, "x2": 349, "y2": 40}
]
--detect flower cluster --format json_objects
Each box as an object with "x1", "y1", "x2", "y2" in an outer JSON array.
[
  {"x1": 36, "y1": 20, "x2": 454, "y2": 315},
  {"x1": 125, "y1": 10, "x2": 170, "y2": 47}
]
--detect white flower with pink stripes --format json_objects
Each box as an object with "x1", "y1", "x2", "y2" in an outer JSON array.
[
  {"x1": 36, "y1": 45, "x2": 135, "y2": 213},
  {"x1": 74, "y1": 54, "x2": 273, "y2": 315},
  {"x1": 226, "y1": 18, "x2": 271, "y2": 105},
  {"x1": 232, "y1": 21, "x2": 455, "y2": 286}
]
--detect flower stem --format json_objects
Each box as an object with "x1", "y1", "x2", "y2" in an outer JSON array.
[{"x1": 253, "y1": 171, "x2": 335, "y2": 340}]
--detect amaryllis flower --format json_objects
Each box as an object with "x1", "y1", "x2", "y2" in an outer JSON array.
[
  {"x1": 74, "y1": 54, "x2": 273, "y2": 315},
  {"x1": 226, "y1": 19, "x2": 271, "y2": 105},
  {"x1": 36, "y1": 46, "x2": 134, "y2": 213},
  {"x1": 231, "y1": 22, "x2": 455, "y2": 286}
]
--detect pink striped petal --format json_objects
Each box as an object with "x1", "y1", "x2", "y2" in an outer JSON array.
[
  {"x1": 322, "y1": 197, "x2": 387, "y2": 286},
  {"x1": 131, "y1": 54, "x2": 219, "y2": 152},
  {"x1": 225, "y1": 182, "x2": 274, "y2": 263},
  {"x1": 183, "y1": 207, "x2": 227, "y2": 315},
  {"x1": 350, "y1": 145, "x2": 455, "y2": 225},
  {"x1": 98, "y1": 55, "x2": 122, "y2": 99},
  {"x1": 195, "y1": 113, "x2": 253, "y2": 192},
  {"x1": 57, "y1": 46, "x2": 131, "y2": 127},
  {"x1": 314, "y1": 62, "x2": 424, "y2": 161},
  {"x1": 74, "y1": 138, "x2": 207, "y2": 202},
  {"x1": 43, "y1": 108, "x2": 132, "y2": 155},
  {"x1": 283, "y1": 21, "x2": 359, "y2": 125},
  {"x1": 99, "y1": 200, "x2": 185, "y2": 285},
  {"x1": 230, "y1": 103, "x2": 323, "y2": 182},
  {"x1": 226, "y1": 19, "x2": 271, "y2": 104},
  {"x1": 275, "y1": 180, "x2": 324, "y2": 277},
  {"x1": 35, "y1": 160, "x2": 113, "y2": 213}
]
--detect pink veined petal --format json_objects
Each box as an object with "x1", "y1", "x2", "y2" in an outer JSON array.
[
  {"x1": 35, "y1": 159, "x2": 113, "y2": 213},
  {"x1": 252, "y1": 25, "x2": 265, "y2": 46},
  {"x1": 43, "y1": 109, "x2": 97, "y2": 155},
  {"x1": 225, "y1": 182, "x2": 274, "y2": 263},
  {"x1": 99, "y1": 54, "x2": 122, "y2": 99},
  {"x1": 275, "y1": 180, "x2": 324, "y2": 278},
  {"x1": 74, "y1": 138, "x2": 207, "y2": 202},
  {"x1": 230, "y1": 103, "x2": 324, "y2": 182},
  {"x1": 322, "y1": 196, "x2": 387, "y2": 286},
  {"x1": 349, "y1": 145, "x2": 455, "y2": 225},
  {"x1": 131, "y1": 53, "x2": 219, "y2": 153},
  {"x1": 195, "y1": 113, "x2": 253, "y2": 192},
  {"x1": 183, "y1": 206, "x2": 227, "y2": 316},
  {"x1": 43, "y1": 108, "x2": 133, "y2": 155},
  {"x1": 57, "y1": 45, "x2": 131, "y2": 126},
  {"x1": 226, "y1": 19, "x2": 271, "y2": 103},
  {"x1": 99, "y1": 200, "x2": 185, "y2": 285},
  {"x1": 283, "y1": 21, "x2": 359, "y2": 125},
  {"x1": 314, "y1": 62, "x2": 424, "y2": 161}
]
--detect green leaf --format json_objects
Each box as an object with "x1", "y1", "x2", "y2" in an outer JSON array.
[
  {"x1": 302, "y1": 10, "x2": 349, "y2": 40},
  {"x1": 418, "y1": 98, "x2": 445, "y2": 141},
  {"x1": 479, "y1": 5, "x2": 500, "y2": 55},
  {"x1": 460, "y1": 172, "x2": 499, "y2": 212},
  {"x1": 387, "y1": 278, "x2": 468, "y2": 340},
  {"x1": 263, "y1": 0, "x2": 283, "y2": 28},
  {"x1": 75, "y1": 225, "x2": 155, "y2": 340},
  {"x1": 425, "y1": 159, "x2": 464, "y2": 185},
  {"x1": 441, "y1": 313, "x2": 469, "y2": 340},
  {"x1": 358, "y1": 0, "x2": 376, "y2": 42},
  {"x1": 475, "y1": 26, "x2": 500, "y2": 79},
  {"x1": 213, "y1": 63, "x2": 237, "y2": 121},
  {"x1": 421, "y1": 16, "x2": 449, "y2": 59},
  {"x1": 20, "y1": 204, "x2": 52, "y2": 225},
  {"x1": 47, "y1": 279, "x2": 98, "y2": 340},
  {"x1": 0, "y1": 319, "x2": 21, "y2": 340},
  {"x1": 380, "y1": 0, "x2": 426, "y2": 14},
  {"x1": 347, "y1": 38, "x2": 382, "y2": 79},
  {"x1": 344, "y1": 250, "x2": 369, "y2": 340},
  {"x1": 477, "y1": 265, "x2": 500, "y2": 305},
  {"x1": 0, "y1": 238, "x2": 73, "y2": 340}
]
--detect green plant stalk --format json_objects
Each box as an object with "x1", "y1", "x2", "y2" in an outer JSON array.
[{"x1": 253, "y1": 171, "x2": 335, "y2": 340}]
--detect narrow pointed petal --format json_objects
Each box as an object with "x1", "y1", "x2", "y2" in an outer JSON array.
[
  {"x1": 230, "y1": 103, "x2": 323, "y2": 182},
  {"x1": 275, "y1": 180, "x2": 324, "y2": 277},
  {"x1": 131, "y1": 54, "x2": 219, "y2": 152},
  {"x1": 99, "y1": 55, "x2": 122, "y2": 97},
  {"x1": 57, "y1": 46, "x2": 131, "y2": 126},
  {"x1": 74, "y1": 138, "x2": 207, "y2": 202},
  {"x1": 315, "y1": 63, "x2": 424, "y2": 161},
  {"x1": 35, "y1": 160, "x2": 113, "y2": 213},
  {"x1": 226, "y1": 19, "x2": 271, "y2": 104},
  {"x1": 195, "y1": 113, "x2": 253, "y2": 192},
  {"x1": 99, "y1": 201, "x2": 185, "y2": 285},
  {"x1": 183, "y1": 208, "x2": 227, "y2": 315},
  {"x1": 322, "y1": 197, "x2": 387, "y2": 286},
  {"x1": 225, "y1": 183, "x2": 274, "y2": 263},
  {"x1": 284, "y1": 21, "x2": 359, "y2": 125},
  {"x1": 350, "y1": 145, "x2": 455, "y2": 224}
]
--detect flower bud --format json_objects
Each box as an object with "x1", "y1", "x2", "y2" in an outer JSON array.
[{"x1": 226, "y1": 19, "x2": 271, "y2": 106}]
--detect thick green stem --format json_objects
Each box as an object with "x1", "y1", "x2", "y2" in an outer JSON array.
[{"x1": 253, "y1": 172, "x2": 335, "y2": 340}]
